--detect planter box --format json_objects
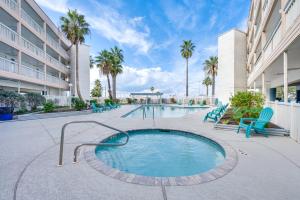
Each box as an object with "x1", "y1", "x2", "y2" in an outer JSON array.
[{"x1": 0, "y1": 107, "x2": 14, "y2": 121}]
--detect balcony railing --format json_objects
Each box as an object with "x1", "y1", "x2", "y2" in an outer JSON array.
[
  {"x1": 1, "y1": 0, "x2": 18, "y2": 13},
  {"x1": 263, "y1": 21, "x2": 282, "y2": 60},
  {"x1": 19, "y1": 63, "x2": 44, "y2": 80},
  {"x1": 46, "y1": 54, "x2": 68, "y2": 71},
  {"x1": 46, "y1": 34, "x2": 59, "y2": 49},
  {"x1": 0, "y1": 57, "x2": 18, "y2": 73},
  {"x1": 21, "y1": 9, "x2": 44, "y2": 36},
  {"x1": 0, "y1": 23, "x2": 18, "y2": 45},
  {"x1": 285, "y1": 0, "x2": 300, "y2": 30},
  {"x1": 46, "y1": 74, "x2": 60, "y2": 84},
  {"x1": 21, "y1": 37, "x2": 45, "y2": 59}
]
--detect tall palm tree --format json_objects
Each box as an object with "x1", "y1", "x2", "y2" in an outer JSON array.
[
  {"x1": 180, "y1": 40, "x2": 195, "y2": 97},
  {"x1": 202, "y1": 76, "x2": 212, "y2": 96},
  {"x1": 150, "y1": 86, "x2": 154, "y2": 93},
  {"x1": 203, "y1": 56, "x2": 218, "y2": 96},
  {"x1": 110, "y1": 46, "x2": 124, "y2": 100},
  {"x1": 60, "y1": 9, "x2": 90, "y2": 101},
  {"x1": 95, "y1": 50, "x2": 113, "y2": 99}
]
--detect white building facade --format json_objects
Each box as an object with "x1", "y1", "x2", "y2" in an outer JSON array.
[
  {"x1": 0, "y1": 0, "x2": 90, "y2": 103},
  {"x1": 218, "y1": 0, "x2": 300, "y2": 142}
]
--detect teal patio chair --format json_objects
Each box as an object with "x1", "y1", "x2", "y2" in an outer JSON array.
[
  {"x1": 91, "y1": 103, "x2": 103, "y2": 113},
  {"x1": 237, "y1": 107, "x2": 273, "y2": 138}
]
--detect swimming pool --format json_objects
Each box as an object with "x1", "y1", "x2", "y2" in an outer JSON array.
[
  {"x1": 123, "y1": 105, "x2": 208, "y2": 118},
  {"x1": 95, "y1": 129, "x2": 225, "y2": 177}
]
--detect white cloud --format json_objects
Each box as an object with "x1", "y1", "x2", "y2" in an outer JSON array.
[
  {"x1": 35, "y1": 0, "x2": 68, "y2": 13},
  {"x1": 36, "y1": 0, "x2": 152, "y2": 54},
  {"x1": 209, "y1": 15, "x2": 217, "y2": 29}
]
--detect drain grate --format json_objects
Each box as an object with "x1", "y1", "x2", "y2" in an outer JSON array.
[{"x1": 238, "y1": 149, "x2": 248, "y2": 155}]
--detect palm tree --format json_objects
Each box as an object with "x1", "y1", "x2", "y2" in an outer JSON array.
[
  {"x1": 202, "y1": 76, "x2": 212, "y2": 96},
  {"x1": 60, "y1": 9, "x2": 90, "y2": 101},
  {"x1": 110, "y1": 46, "x2": 124, "y2": 100},
  {"x1": 203, "y1": 56, "x2": 218, "y2": 96},
  {"x1": 150, "y1": 86, "x2": 154, "y2": 93},
  {"x1": 180, "y1": 40, "x2": 195, "y2": 97},
  {"x1": 95, "y1": 50, "x2": 113, "y2": 99}
]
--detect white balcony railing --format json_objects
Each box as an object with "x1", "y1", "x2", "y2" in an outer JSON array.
[
  {"x1": 46, "y1": 54, "x2": 68, "y2": 71},
  {"x1": 46, "y1": 74, "x2": 60, "y2": 84},
  {"x1": 263, "y1": 22, "x2": 282, "y2": 60},
  {"x1": 19, "y1": 64, "x2": 44, "y2": 80},
  {"x1": 21, "y1": 37, "x2": 45, "y2": 59},
  {"x1": 46, "y1": 34, "x2": 59, "y2": 49},
  {"x1": 21, "y1": 9, "x2": 44, "y2": 36},
  {"x1": 285, "y1": 0, "x2": 300, "y2": 30},
  {"x1": 0, "y1": 57, "x2": 18, "y2": 73},
  {"x1": 0, "y1": 23, "x2": 18, "y2": 45},
  {"x1": 1, "y1": 0, "x2": 18, "y2": 13}
]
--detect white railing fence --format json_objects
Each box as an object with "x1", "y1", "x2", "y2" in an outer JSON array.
[
  {"x1": 44, "y1": 95, "x2": 70, "y2": 106},
  {"x1": 266, "y1": 101, "x2": 300, "y2": 142},
  {"x1": 285, "y1": 0, "x2": 300, "y2": 30},
  {"x1": 21, "y1": 9, "x2": 44, "y2": 35},
  {"x1": 0, "y1": 57, "x2": 18, "y2": 73},
  {"x1": 1, "y1": 0, "x2": 18, "y2": 12},
  {"x1": 20, "y1": 64, "x2": 44, "y2": 80},
  {"x1": 0, "y1": 22, "x2": 18, "y2": 45}
]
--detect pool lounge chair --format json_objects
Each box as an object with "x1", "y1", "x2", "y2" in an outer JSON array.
[
  {"x1": 237, "y1": 107, "x2": 273, "y2": 138},
  {"x1": 91, "y1": 103, "x2": 103, "y2": 113},
  {"x1": 203, "y1": 104, "x2": 228, "y2": 122}
]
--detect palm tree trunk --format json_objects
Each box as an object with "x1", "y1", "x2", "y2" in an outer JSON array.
[
  {"x1": 106, "y1": 74, "x2": 112, "y2": 99},
  {"x1": 212, "y1": 74, "x2": 215, "y2": 96},
  {"x1": 112, "y1": 75, "x2": 117, "y2": 100},
  {"x1": 206, "y1": 86, "x2": 209, "y2": 96},
  {"x1": 186, "y1": 58, "x2": 189, "y2": 97},
  {"x1": 75, "y1": 43, "x2": 83, "y2": 100}
]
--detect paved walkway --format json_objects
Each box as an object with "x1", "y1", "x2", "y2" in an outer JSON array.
[{"x1": 1, "y1": 105, "x2": 300, "y2": 200}]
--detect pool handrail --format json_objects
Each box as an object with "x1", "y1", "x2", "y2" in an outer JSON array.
[{"x1": 58, "y1": 120, "x2": 129, "y2": 166}]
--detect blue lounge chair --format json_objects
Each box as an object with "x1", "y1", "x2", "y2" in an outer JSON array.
[
  {"x1": 188, "y1": 100, "x2": 193, "y2": 106},
  {"x1": 91, "y1": 103, "x2": 103, "y2": 113},
  {"x1": 237, "y1": 107, "x2": 273, "y2": 138},
  {"x1": 203, "y1": 104, "x2": 228, "y2": 122}
]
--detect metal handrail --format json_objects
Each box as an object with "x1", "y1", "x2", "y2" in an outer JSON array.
[{"x1": 58, "y1": 120, "x2": 129, "y2": 166}]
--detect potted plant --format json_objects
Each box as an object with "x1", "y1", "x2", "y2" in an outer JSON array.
[{"x1": 0, "y1": 91, "x2": 24, "y2": 120}]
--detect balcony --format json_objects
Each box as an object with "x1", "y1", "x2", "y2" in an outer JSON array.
[
  {"x1": 264, "y1": 22, "x2": 282, "y2": 59},
  {"x1": 1, "y1": 0, "x2": 18, "y2": 14},
  {"x1": 21, "y1": 9, "x2": 44, "y2": 36},
  {"x1": 21, "y1": 37, "x2": 45, "y2": 59},
  {"x1": 0, "y1": 56, "x2": 67, "y2": 87},
  {"x1": 285, "y1": 0, "x2": 300, "y2": 30},
  {"x1": 46, "y1": 54, "x2": 68, "y2": 72},
  {"x1": 46, "y1": 34, "x2": 69, "y2": 59},
  {"x1": 0, "y1": 22, "x2": 18, "y2": 46}
]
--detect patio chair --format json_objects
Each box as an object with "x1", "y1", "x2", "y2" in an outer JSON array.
[
  {"x1": 188, "y1": 100, "x2": 193, "y2": 106},
  {"x1": 91, "y1": 103, "x2": 103, "y2": 113},
  {"x1": 203, "y1": 106, "x2": 223, "y2": 122},
  {"x1": 237, "y1": 107, "x2": 274, "y2": 138}
]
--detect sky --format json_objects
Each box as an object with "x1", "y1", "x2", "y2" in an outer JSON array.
[{"x1": 35, "y1": 0, "x2": 250, "y2": 97}]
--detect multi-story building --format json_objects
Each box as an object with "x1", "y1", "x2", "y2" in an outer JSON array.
[
  {"x1": 217, "y1": 0, "x2": 300, "y2": 142},
  {"x1": 0, "y1": 0, "x2": 90, "y2": 103}
]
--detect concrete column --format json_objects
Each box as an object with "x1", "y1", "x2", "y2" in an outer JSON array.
[
  {"x1": 17, "y1": 50, "x2": 21, "y2": 73},
  {"x1": 17, "y1": 81, "x2": 21, "y2": 93},
  {"x1": 253, "y1": 81, "x2": 256, "y2": 91},
  {"x1": 262, "y1": 72, "x2": 266, "y2": 96},
  {"x1": 283, "y1": 51, "x2": 288, "y2": 103}
]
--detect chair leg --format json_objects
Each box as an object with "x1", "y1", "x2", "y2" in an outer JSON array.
[
  {"x1": 237, "y1": 126, "x2": 240, "y2": 134},
  {"x1": 203, "y1": 115, "x2": 208, "y2": 122},
  {"x1": 246, "y1": 127, "x2": 251, "y2": 138}
]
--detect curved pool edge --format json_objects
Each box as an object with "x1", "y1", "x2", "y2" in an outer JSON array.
[{"x1": 84, "y1": 129, "x2": 238, "y2": 186}]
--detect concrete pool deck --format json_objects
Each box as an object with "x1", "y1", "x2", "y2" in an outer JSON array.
[{"x1": 1, "y1": 105, "x2": 300, "y2": 200}]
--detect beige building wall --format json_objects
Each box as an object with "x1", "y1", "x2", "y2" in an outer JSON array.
[{"x1": 216, "y1": 29, "x2": 247, "y2": 103}]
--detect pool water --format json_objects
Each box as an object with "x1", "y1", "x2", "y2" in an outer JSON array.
[
  {"x1": 123, "y1": 105, "x2": 207, "y2": 118},
  {"x1": 95, "y1": 129, "x2": 225, "y2": 177}
]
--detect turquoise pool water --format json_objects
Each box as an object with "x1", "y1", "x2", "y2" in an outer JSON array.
[
  {"x1": 123, "y1": 105, "x2": 207, "y2": 118},
  {"x1": 95, "y1": 129, "x2": 225, "y2": 177}
]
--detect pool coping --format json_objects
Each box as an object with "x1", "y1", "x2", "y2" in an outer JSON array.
[{"x1": 84, "y1": 128, "x2": 238, "y2": 186}]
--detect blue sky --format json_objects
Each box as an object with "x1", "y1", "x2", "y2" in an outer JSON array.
[{"x1": 36, "y1": 0, "x2": 250, "y2": 97}]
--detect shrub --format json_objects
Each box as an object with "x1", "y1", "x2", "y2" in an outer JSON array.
[
  {"x1": 43, "y1": 101, "x2": 55, "y2": 113},
  {"x1": 203, "y1": 100, "x2": 207, "y2": 105},
  {"x1": 170, "y1": 97, "x2": 176, "y2": 104},
  {"x1": 126, "y1": 98, "x2": 133, "y2": 104},
  {"x1": 0, "y1": 90, "x2": 24, "y2": 110},
  {"x1": 230, "y1": 91, "x2": 265, "y2": 121},
  {"x1": 25, "y1": 92, "x2": 46, "y2": 111},
  {"x1": 72, "y1": 97, "x2": 86, "y2": 111},
  {"x1": 90, "y1": 99, "x2": 97, "y2": 105},
  {"x1": 104, "y1": 98, "x2": 113, "y2": 105}
]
